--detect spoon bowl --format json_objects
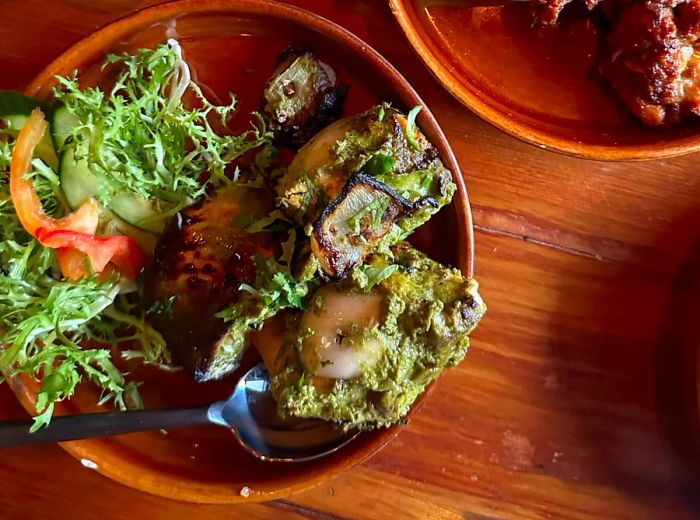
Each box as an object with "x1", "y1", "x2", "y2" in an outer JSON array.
[{"x1": 209, "y1": 363, "x2": 359, "y2": 462}]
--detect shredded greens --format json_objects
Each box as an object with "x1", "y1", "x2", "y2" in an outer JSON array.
[
  {"x1": 358, "y1": 264, "x2": 399, "y2": 292},
  {"x1": 215, "y1": 255, "x2": 310, "y2": 357},
  {"x1": 0, "y1": 137, "x2": 172, "y2": 430},
  {"x1": 54, "y1": 39, "x2": 270, "y2": 214},
  {"x1": 0, "y1": 39, "x2": 274, "y2": 429},
  {"x1": 346, "y1": 195, "x2": 390, "y2": 234}
]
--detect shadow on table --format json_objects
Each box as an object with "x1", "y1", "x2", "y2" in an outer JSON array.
[
  {"x1": 655, "y1": 231, "x2": 700, "y2": 512},
  {"x1": 543, "y1": 209, "x2": 700, "y2": 517}
]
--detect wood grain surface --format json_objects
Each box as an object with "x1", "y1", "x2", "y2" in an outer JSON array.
[{"x1": 1, "y1": 0, "x2": 699, "y2": 518}]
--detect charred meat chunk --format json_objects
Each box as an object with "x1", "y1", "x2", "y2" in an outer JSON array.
[
  {"x1": 262, "y1": 49, "x2": 346, "y2": 147},
  {"x1": 532, "y1": 0, "x2": 602, "y2": 25},
  {"x1": 601, "y1": 0, "x2": 700, "y2": 125},
  {"x1": 311, "y1": 173, "x2": 414, "y2": 279},
  {"x1": 532, "y1": 0, "x2": 576, "y2": 25},
  {"x1": 532, "y1": 0, "x2": 700, "y2": 126},
  {"x1": 276, "y1": 104, "x2": 454, "y2": 278},
  {"x1": 141, "y1": 185, "x2": 275, "y2": 382}
]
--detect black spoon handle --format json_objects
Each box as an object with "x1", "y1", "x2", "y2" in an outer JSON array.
[{"x1": 0, "y1": 407, "x2": 213, "y2": 448}]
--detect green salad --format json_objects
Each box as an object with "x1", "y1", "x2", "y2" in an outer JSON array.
[{"x1": 0, "y1": 40, "x2": 485, "y2": 431}]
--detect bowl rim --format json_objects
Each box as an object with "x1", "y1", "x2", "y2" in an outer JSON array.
[
  {"x1": 389, "y1": 0, "x2": 700, "y2": 161},
  {"x1": 18, "y1": 0, "x2": 475, "y2": 504}
]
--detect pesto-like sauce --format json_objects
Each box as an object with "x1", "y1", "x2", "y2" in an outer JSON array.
[
  {"x1": 277, "y1": 104, "x2": 456, "y2": 240},
  {"x1": 271, "y1": 243, "x2": 486, "y2": 429}
]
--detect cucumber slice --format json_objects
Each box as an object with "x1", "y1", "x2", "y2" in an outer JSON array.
[
  {"x1": 0, "y1": 91, "x2": 58, "y2": 170},
  {"x1": 54, "y1": 104, "x2": 167, "y2": 234},
  {"x1": 102, "y1": 212, "x2": 158, "y2": 255},
  {"x1": 58, "y1": 147, "x2": 100, "y2": 208},
  {"x1": 110, "y1": 193, "x2": 166, "y2": 234},
  {"x1": 51, "y1": 104, "x2": 80, "y2": 151},
  {"x1": 58, "y1": 146, "x2": 166, "y2": 233}
]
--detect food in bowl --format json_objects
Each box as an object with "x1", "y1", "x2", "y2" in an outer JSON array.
[
  {"x1": 532, "y1": 0, "x2": 700, "y2": 126},
  {"x1": 0, "y1": 39, "x2": 485, "y2": 434}
]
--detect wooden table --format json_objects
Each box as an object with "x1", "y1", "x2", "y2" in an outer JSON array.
[{"x1": 2, "y1": 1, "x2": 699, "y2": 518}]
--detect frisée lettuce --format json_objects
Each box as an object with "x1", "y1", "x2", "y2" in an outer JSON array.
[{"x1": 0, "y1": 40, "x2": 268, "y2": 429}]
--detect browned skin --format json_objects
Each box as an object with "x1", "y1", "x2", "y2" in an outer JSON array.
[
  {"x1": 532, "y1": 0, "x2": 575, "y2": 25},
  {"x1": 311, "y1": 173, "x2": 415, "y2": 278},
  {"x1": 262, "y1": 48, "x2": 347, "y2": 148},
  {"x1": 532, "y1": 0, "x2": 602, "y2": 25},
  {"x1": 140, "y1": 186, "x2": 274, "y2": 381},
  {"x1": 534, "y1": 0, "x2": 700, "y2": 126}
]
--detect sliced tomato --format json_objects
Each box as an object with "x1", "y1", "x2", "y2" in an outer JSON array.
[
  {"x1": 37, "y1": 228, "x2": 144, "y2": 279},
  {"x1": 55, "y1": 248, "x2": 89, "y2": 282},
  {"x1": 10, "y1": 108, "x2": 145, "y2": 280}
]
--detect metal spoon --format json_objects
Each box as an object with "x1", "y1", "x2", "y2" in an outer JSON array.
[{"x1": 0, "y1": 363, "x2": 359, "y2": 462}]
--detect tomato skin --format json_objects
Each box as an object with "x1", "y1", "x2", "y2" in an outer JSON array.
[{"x1": 38, "y1": 229, "x2": 145, "y2": 280}]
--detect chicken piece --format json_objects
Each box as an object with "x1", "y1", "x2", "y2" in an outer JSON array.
[
  {"x1": 277, "y1": 105, "x2": 455, "y2": 278},
  {"x1": 600, "y1": 0, "x2": 700, "y2": 125},
  {"x1": 256, "y1": 243, "x2": 487, "y2": 429},
  {"x1": 141, "y1": 185, "x2": 275, "y2": 382},
  {"x1": 531, "y1": 0, "x2": 700, "y2": 126},
  {"x1": 262, "y1": 49, "x2": 346, "y2": 148},
  {"x1": 532, "y1": 0, "x2": 576, "y2": 25},
  {"x1": 531, "y1": 0, "x2": 602, "y2": 25}
]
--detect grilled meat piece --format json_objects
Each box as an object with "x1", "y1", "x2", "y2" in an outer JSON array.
[
  {"x1": 311, "y1": 173, "x2": 414, "y2": 279},
  {"x1": 277, "y1": 105, "x2": 454, "y2": 278},
  {"x1": 262, "y1": 49, "x2": 346, "y2": 148},
  {"x1": 532, "y1": 0, "x2": 602, "y2": 25},
  {"x1": 601, "y1": 0, "x2": 700, "y2": 125},
  {"x1": 262, "y1": 243, "x2": 487, "y2": 429},
  {"x1": 532, "y1": 0, "x2": 700, "y2": 126},
  {"x1": 141, "y1": 185, "x2": 275, "y2": 382},
  {"x1": 532, "y1": 0, "x2": 576, "y2": 24}
]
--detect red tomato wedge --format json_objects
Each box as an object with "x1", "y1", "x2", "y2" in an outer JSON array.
[
  {"x1": 10, "y1": 108, "x2": 146, "y2": 280},
  {"x1": 37, "y1": 228, "x2": 144, "y2": 279}
]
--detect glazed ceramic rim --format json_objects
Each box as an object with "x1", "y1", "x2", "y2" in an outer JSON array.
[
  {"x1": 17, "y1": 0, "x2": 475, "y2": 504},
  {"x1": 389, "y1": 0, "x2": 700, "y2": 161}
]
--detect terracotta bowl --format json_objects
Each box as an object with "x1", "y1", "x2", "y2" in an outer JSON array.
[
  {"x1": 390, "y1": 0, "x2": 700, "y2": 161},
  {"x1": 10, "y1": 0, "x2": 474, "y2": 504}
]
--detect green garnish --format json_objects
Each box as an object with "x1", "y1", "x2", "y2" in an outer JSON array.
[
  {"x1": 405, "y1": 105, "x2": 423, "y2": 151},
  {"x1": 298, "y1": 171, "x2": 317, "y2": 213},
  {"x1": 361, "y1": 153, "x2": 395, "y2": 177},
  {"x1": 279, "y1": 228, "x2": 297, "y2": 268},
  {"x1": 360, "y1": 264, "x2": 400, "y2": 292},
  {"x1": 245, "y1": 209, "x2": 291, "y2": 234},
  {"x1": 346, "y1": 195, "x2": 390, "y2": 234},
  {"x1": 377, "y1": 105, "x2": 385, "y2": 122},
  {"x1": 146, "y1": 295, "x2": 177, "y2": 315},
  {"x1": 217, "y1": 256, "x2": 309, "y2": 333},
  {"x1": 0, "y1": 140, "x2": 10, "y2": 170},
  {"x1": 54, "y1": 39, "x2": 269, "y2": 213}
]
